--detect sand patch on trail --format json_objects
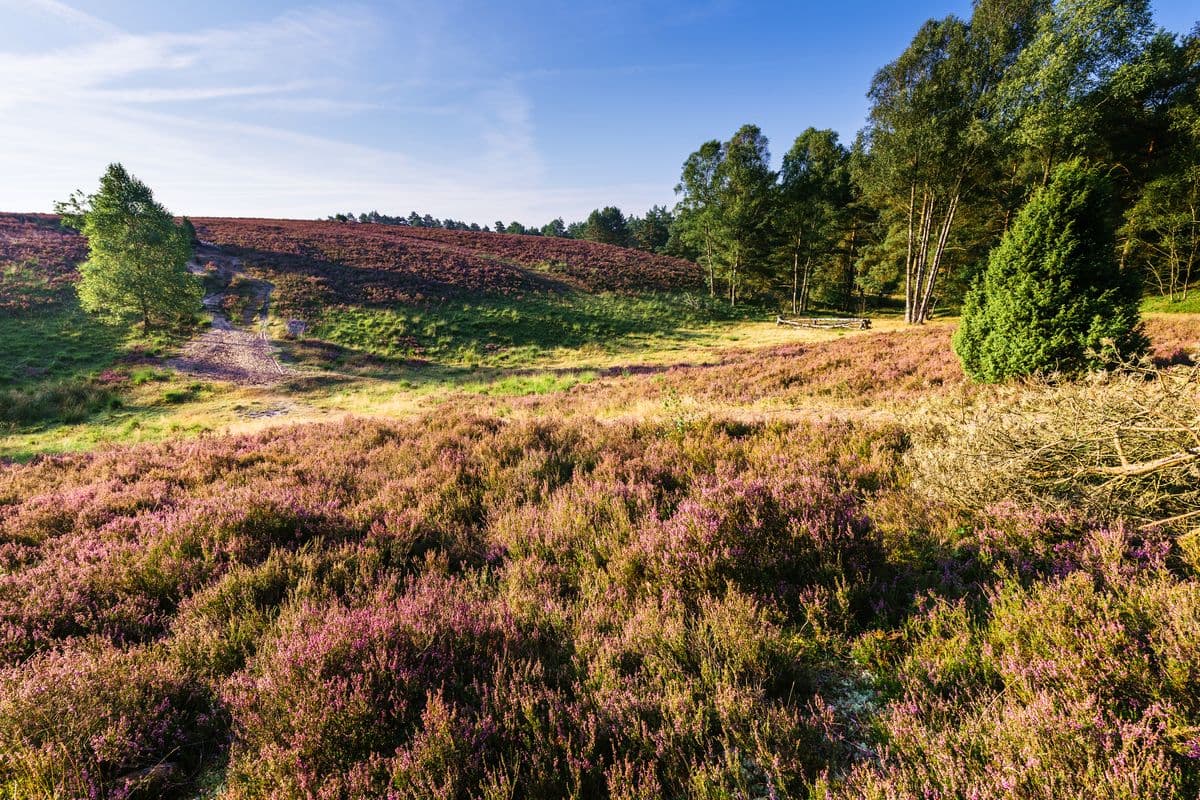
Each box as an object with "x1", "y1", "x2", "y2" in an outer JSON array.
[{"x1": 169, "y1": 245, "x2": 294, "y2": 386}]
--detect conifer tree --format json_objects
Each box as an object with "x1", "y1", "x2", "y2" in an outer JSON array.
[{"x1": 953, "y1": 159, "x2": 1146, "y2": 380}]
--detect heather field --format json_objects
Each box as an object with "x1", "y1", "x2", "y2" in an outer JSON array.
[
  {"x1": 191, "y1": 218, "x2": 702, "y2": 301},
  {"x1": 3, "y1": 213, "x2": 1200, "y2": 798},
  {"x1": 3, "y1": 356, "x2": 1200, "y2": 799},
  {"x1": 8, "y1": 0, "x2": 1200, "y2": 794}
]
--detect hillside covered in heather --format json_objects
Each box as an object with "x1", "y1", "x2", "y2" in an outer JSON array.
[
  {"x1": 192, "y1": 218, "x2": 703, "y2": 300},
  {"x1": 2, "y1": 0, "x2": 1199, "y2": 793},
  {"x1": 2, "y1": 213, "x2": 702, "y2": 302}
]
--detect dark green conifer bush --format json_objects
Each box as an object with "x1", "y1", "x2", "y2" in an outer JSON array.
[{"x1": 953, "y1": 160, "x2": 1146, "y2": 381}]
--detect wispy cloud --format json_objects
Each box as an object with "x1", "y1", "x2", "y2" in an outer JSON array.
[
  {"x1": 15, "y1": 0, "x2": 122, "y2": 36},
  {"x1": 0, "y1": 1, "x2": 664, "y2": 222},
  {"x1": 94, "y1": 81, "x2": 319, "y2": 105}
]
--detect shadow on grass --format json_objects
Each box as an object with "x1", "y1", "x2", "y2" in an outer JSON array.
[
  {"x1": 298, "y1": 292, "x2": 757, "y2": 369},
  {"x1": 0, "y1": 294, "x2": 126, "y2": 386}
]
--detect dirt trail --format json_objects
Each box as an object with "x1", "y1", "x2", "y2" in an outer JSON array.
[{"x1": 169, "y1": 245, "x2": 294, "y2": 385}]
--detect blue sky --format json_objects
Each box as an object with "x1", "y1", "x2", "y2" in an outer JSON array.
[{"x1": 1, "y1": 1, "x2": 1195, "y2": 223}]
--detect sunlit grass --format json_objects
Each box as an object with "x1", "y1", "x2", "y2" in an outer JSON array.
[
  {"x1": 1141, "y1": 290, "x2": 1200, "y2": 314},
  {"x1": 303, "y1": 291, "x2": 756, "y2": 368}
]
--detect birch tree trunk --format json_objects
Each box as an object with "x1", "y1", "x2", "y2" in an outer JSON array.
[
  {"x1": 791, "y1": 250, "x2": 799, "y2": 315},
  {"x1": 704, "y1": 229, "x2": 715, "y2": 298},
  {"x1": 799, "y1": 257, "x2": 813, "y2": 313},
  {"x1": 904, "y1": 179, "x2": 962, "y2": 324}
]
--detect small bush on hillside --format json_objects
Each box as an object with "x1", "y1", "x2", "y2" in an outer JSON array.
[
  {"x1": 953, "y1": 160, "x2": 1146, "y2": 382},
  {"x1": 0, "y1": 641, "x2": 220, "y2": 800}
]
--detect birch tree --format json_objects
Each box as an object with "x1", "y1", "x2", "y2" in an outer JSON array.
[
  {"x1": 995, "y1": 0, "x2": 1155, "y2": 185},
  {"x1": 860, "y1": 17, "x2": 984, "y2": 323},
  {"x1": 674, "y1": 140, "x2": 725, "y2": 297},
  {"x1": 56, "y1": 164, "x2": 200, "y2": 333},
  {"x1": 714, "y1": 125, "x2": 774, "y2": 306},
  {"x1": 776, "y1": 129, "x2": 850, "y2": 314}
]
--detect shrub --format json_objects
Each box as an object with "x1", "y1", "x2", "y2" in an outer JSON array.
[
  {"x1": 0, "y1": 640, "x2": 220, "y2": 800},
  {"x1": 840, "y1": 527, "x2": 1200, "y2": 799},
  {"x1": 0, "y1": 377, "x2": 120, "y2": 427},
  {"x1": 953, "y1": 159, "x2": 1146, "y2": 381}
]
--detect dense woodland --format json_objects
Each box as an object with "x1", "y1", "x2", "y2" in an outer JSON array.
[{"x1": 334, "y1": 0, "x2": 1199, "y2": 320}]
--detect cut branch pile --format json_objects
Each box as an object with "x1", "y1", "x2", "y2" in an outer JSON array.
[{"x1": 911, "y1": 362, "x2": 1200, "y2": 533}]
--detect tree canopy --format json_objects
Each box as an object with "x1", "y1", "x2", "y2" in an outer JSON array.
[{"x1": 56, "y1": 163, "x2": 201, "y2": 333}]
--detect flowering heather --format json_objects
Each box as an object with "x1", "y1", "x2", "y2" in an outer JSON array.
[
  {"x1": 190, "y1": 218, "x2": 702, "y2": 311},
  {"x1": 549, "y1": 316, "x2": 1196, "y2": 414},
  {"x1": 0, "y1": 213, "x2": 86, "y2": 310},
  {"x1": 634, "y1": 324, "x2": 970, "y2": 406},
  {"x1": 1, "y1": 404, "x2": 1197, "y2": 798},
  {"x1": 1147, "y1": 314, "x2": 1200, "y2": 365}
]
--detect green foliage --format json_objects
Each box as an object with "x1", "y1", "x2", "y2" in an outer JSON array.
[
  {"x1": 181, "y1": 216, "x2": 199, "y2": 246},
  {"x1": 954, "y1": 160, "x2": 1147, "y2": 380},
  {"x1": 56, "y1": 163, "x2": 202, "y2": 332},
  {"x1": 540, "y1": 217, "x2": 567, "y2": 237},
  {"x1": 860, "y1": 13, "x2": 1009, "y2": 323},
  {"x1": 776, "y1": 128, "x2": 852, "y2": 312},
  {"x1": 996, "y1": 0, "x2": 1155, "y2": 181},
  {"x1": 582, "y1": 206, "x2": 631, "y2": 247},
  {"x1": 715, "y1": 125, "x2": 775, "y2": 305},
  {"x1": 1121, "y1": 32, "x2": 1200, "y2": 301},
  {"x1": 672, "y1": 127, "x2": 776, "y2": 306},
  {"x1": 1124, "y1": 166, "x2": 1200, "y2": 301},
  {"x1": 672, "y1": 139, "x2": 725, "y2": 295},
  {"x1": 627, "y1": 205, "x2": 673, "y2": 253}
]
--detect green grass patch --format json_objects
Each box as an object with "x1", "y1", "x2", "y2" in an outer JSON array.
[
  {"x1": 1141, "y1": 291, "x2": 1200, "y2": 314},
  {"x1": 0, "y1": 378, "x2": 123, "y2": 427},
  {"x1": 163, "y1": 382, "x2": 209, "y2": 404},
  {"x1": 0, "y1": 266, "x2": 192, "y2": 434},
  {"x1": 304, "y1": 291, "x2": 754, "y2": 369},
  {"x1": 130, "y1": 367, "x2": 171, "y2": 385},
  {"x1": 0, "y1": 270, "x2": 126, "y2": 385},
  {"x1": 459, "y1": 370, "x2": 599, "y2": 396}
]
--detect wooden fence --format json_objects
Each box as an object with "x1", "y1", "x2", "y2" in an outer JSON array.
[{"x1": 776, "y1": 316, "x2": 871, "y2": 330}]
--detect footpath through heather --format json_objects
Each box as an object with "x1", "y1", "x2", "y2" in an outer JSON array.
[{"x1": 169, "y1": 245, "x2": 292, "y2": 385}]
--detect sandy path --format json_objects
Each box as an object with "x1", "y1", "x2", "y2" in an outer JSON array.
[{"x1": 169, "y1": 246, "x2": 294, "y2": 385}]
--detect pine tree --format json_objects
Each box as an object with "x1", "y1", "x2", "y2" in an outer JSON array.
[{"x1": 953, "y1": 159, "x2": 1146, "y2": 381}]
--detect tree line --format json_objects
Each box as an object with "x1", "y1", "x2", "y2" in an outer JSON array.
[
  {"x1": 670, "y1": 0, "x2": 1198, "y2": 320},
  {"x1": 327, "y1": 206, "x2": 677, "y2": 255}
]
